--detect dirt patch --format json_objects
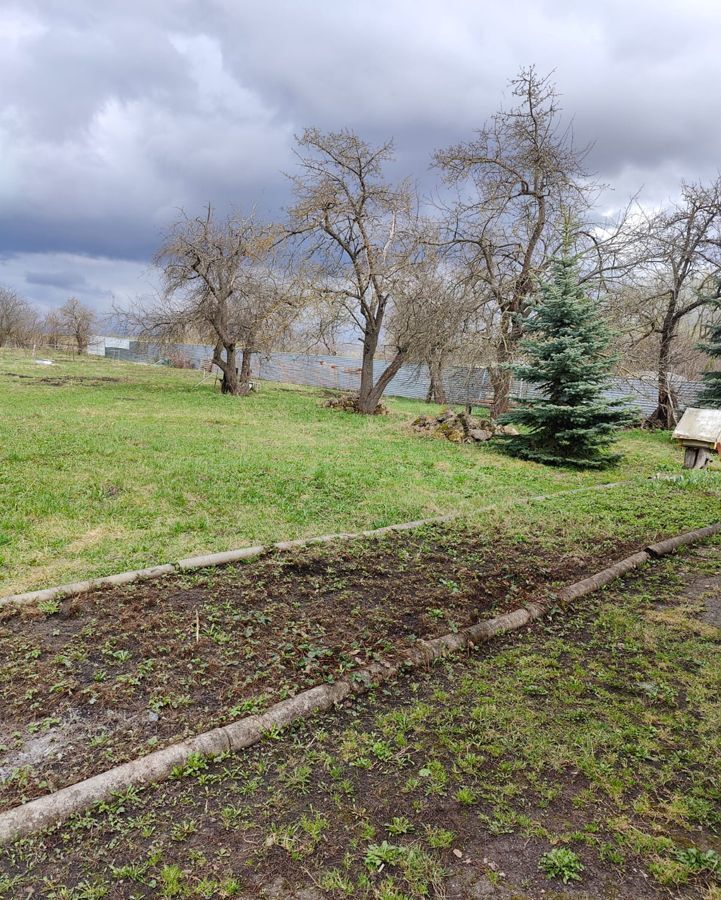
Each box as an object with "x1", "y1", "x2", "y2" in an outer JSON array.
[
  {"x1": 37, "y1": 375, "x2": 122, "y2": 386},
  {"x1": 687, "y1": 575, "x2": 721, "y2": 628},
  {"x1": 0, "y1": 714, "x2": 86, "y2": 782},
  {"x1": 1, "y1": 372, "x2": 123, "y2": 386},
  {"x1": 679, "y1": 546, "x2": 721, "y2": 629},
  {"x1": 0, "y1": 525, "x2": 644, "y2": 813}
]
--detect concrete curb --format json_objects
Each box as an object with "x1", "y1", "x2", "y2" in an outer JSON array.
[
  {"x1": 645, "y1": 522, "x2": 721, "y2": 557},
  {"x1": 0, "y1": 519, "x2": 717, "y2": 846}
]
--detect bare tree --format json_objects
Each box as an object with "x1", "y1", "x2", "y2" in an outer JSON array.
[
  {"x1": 15, "y1": 307, "x2": 43, "y2": 349},
  {"x1": 130, "y1": 207, "x2": 300, "y2": 395},
  {"x1": 434, "y1": 67, "x2": 594, "y2": 417},
  {"x1": 289, "y1": 128, "x2": 419, "y2": 414},
  {"x1": 629, "y1": 179, "x2": 721, "y2": 428},
  {"x1": 42, "y1": 310, "x2": 64, "y2": 349},
  {"x1": 0, "y1": 287, "x2": 36, "y2": 348},
  {"x1": 59, "y1": 297, "x2": 96, "y2": 354},
  {"x1": 390, "y1": 253, "x2": 479, "y2": 404}
]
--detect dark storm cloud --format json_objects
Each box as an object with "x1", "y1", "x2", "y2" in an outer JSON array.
[{"x1": 0, "y1": 0, "x2": 719, "y2": 309}]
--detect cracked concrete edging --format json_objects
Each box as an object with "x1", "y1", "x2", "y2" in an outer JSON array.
[
  {"x1": 2, "y1": 474, "x2": 681, "y2": 611},
  {"x1": 0, "y1": 519, "x2": 719, "y2": 846}
]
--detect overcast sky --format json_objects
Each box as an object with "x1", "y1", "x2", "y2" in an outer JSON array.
[{"x1": 1, "y1": 0, "x2": 720, "y2": 315}]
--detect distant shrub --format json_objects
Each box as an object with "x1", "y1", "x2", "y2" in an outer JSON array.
[{"x1": 166, "y1": 351, "x2": 194, "y2": 369}]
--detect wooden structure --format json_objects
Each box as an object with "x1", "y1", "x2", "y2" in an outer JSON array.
[{"x1": 672, "y1": 408, "x2": 721, "y2": 469}]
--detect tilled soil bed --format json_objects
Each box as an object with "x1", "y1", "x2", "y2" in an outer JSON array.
[{"x1": 0, "y1": 525, "x2": 645, "y2": 812}]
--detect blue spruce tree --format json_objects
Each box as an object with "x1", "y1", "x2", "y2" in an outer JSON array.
[
  {"x1": 697, "y1": 303, "x2": 721, "y2": 408},
  {"x1": 501, "y1": 255, "x2": 637, "y2": 468}
]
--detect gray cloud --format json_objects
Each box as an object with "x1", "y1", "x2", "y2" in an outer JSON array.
[
  {"x1": 0, "y1": 252, "x2": 155, "y2": 315},
  {"x1": 0, "y1": 0, "x2": 719, "y2": 310},
  {"x1": 25, "y1": 270, "x2": 88, "y2": 289}
]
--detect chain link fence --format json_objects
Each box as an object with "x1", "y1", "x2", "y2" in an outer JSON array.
[{"x1": 91, "y1": 337, "x2": 703, "y2": 419}]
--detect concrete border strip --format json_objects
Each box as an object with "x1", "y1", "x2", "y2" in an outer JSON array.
[
  {"x1": 0, "y1": 519, "x2": 718, "y2": 846},
  {"x1": 645, "y1": 522, "x2": 721, "y2": 557}
]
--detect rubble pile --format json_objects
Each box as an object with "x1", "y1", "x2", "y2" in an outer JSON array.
[
  {"x1": 323, "y1": 393, "x2": 389, "y2": 415},
  {"x1": 412, "y1": 408, "x2": 519, "y2": 443}
]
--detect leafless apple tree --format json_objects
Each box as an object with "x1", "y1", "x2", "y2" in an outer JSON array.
[
  {"x1": 389, "y1": 249, "x2": 481, "y2": 404},
  {"x1": 0, "y1": 287, "x2": 38, "y2": 348},
  {"x1": 129, "y1": 208, "x2": 301, "y2": 395},
  {"x1": 58, "y1": 297, "x2": 96, "y2": 354},
  {"x1": 623, "y1": 179, "x2": 721, "y2": 427},
  {"x1": 434, "y1": 67, "x2": 595, "y2": 417},
  {"x1": 289, "y1": 128, "x2": 422, "y2": 413}
]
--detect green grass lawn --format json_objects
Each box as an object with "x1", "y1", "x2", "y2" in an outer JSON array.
[{"x1": 1, "y1": 349, "x2": 719, "y2": 595}]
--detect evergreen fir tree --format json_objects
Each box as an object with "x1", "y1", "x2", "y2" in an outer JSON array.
[
  {"x1": 697, "y1": 304, "x2": 721, "y2": 408},
  {"x1": 500, "y1": 255, "x2": 637, "y2": 468}
]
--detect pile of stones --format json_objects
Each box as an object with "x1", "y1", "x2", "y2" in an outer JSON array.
[
  {"x1": 323, "y1": 393, "x2": 389, "y2": 415},
  {"x1": 412, "y1": 408, "x2": 519, "y2": 443}
]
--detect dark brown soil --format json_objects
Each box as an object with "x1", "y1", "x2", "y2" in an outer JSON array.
[
  {"x1": 0, "y1": 525, "x2": 640, "y2": 813},
  {"x1": 680, "y1": 546, "x2": 721, "y2": 628},
  {"x1": 37, "y1": 375, "x2": 123, "y2": 386},
  {"x1": 1, "y1": 371, "x2": 123, "y2": 386}
]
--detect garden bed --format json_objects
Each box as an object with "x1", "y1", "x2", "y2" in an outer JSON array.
[{"x1": 0, "y1": 524, "x2": 646, "y2": 813}]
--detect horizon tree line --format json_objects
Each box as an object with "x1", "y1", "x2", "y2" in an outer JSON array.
[{"x1": 0, "y1": 291, "x2": 96, "y2": 355}]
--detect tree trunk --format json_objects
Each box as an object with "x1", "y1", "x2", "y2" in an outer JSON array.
[
  {"x1": 355, "y1": 314, "x2": 408, "y2": 413},
  {"x1": 366, "y1": 351, "x2": 406, "y2": 411},
  {"x1": 221, "y1": 345, "x2": 238, "y2": 394},
  {"x1": 357, "y1": 330, "x2": 380, "y2": 413},
  {"x1": 357, "y1": 342, "x2": 406, "y2": 414},
  {"x1": 645, "y1": 324, "x2": 677, "y2": 429},
  {"x1": 426, "y1": 354, "x2": 447, "y2": 405},
  {"x1": 213, "y1": 342, "x2": 241, "y2": 395},
  {"x1": 489, "y1": 334, "x2": 515, "y2": 419},
  {"x1": 489, "y1": 364, "x2": 512, "y2": 419},
  {"x1": 237, "y1": 348, "x2": 253, "y2": 395},
  {"x1": 489, "y1": 309, "x2": 523, "y2": 418}
]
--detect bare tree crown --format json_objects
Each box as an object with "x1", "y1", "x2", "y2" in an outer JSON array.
[
  {"x1": 288, "y1": 128, "x2": 421, "y2": 411},
  {"x1": 59, "y1": 297, "x2": 96, "y2": 354},
  {"x1": 433, "y1": 67, "x2": 597, "y2": 415},
  {"x1": 128, "y1": 207, "x2": 301, "y2": 395},
  {"x1": 0, "y1": 287, "x2": 37, "y2": 348}
]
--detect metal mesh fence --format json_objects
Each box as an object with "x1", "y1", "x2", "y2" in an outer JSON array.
[{"x1": 92, "y1": 338, "x2": 703, "y2": 418}]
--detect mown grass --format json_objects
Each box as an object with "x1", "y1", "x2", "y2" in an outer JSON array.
[
  {"x1": 4, "y1": 539, "x2": 720, "y2": 898},
  {"x1": 1, "y1": 348, "x2": 719, "y2": 594}
]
